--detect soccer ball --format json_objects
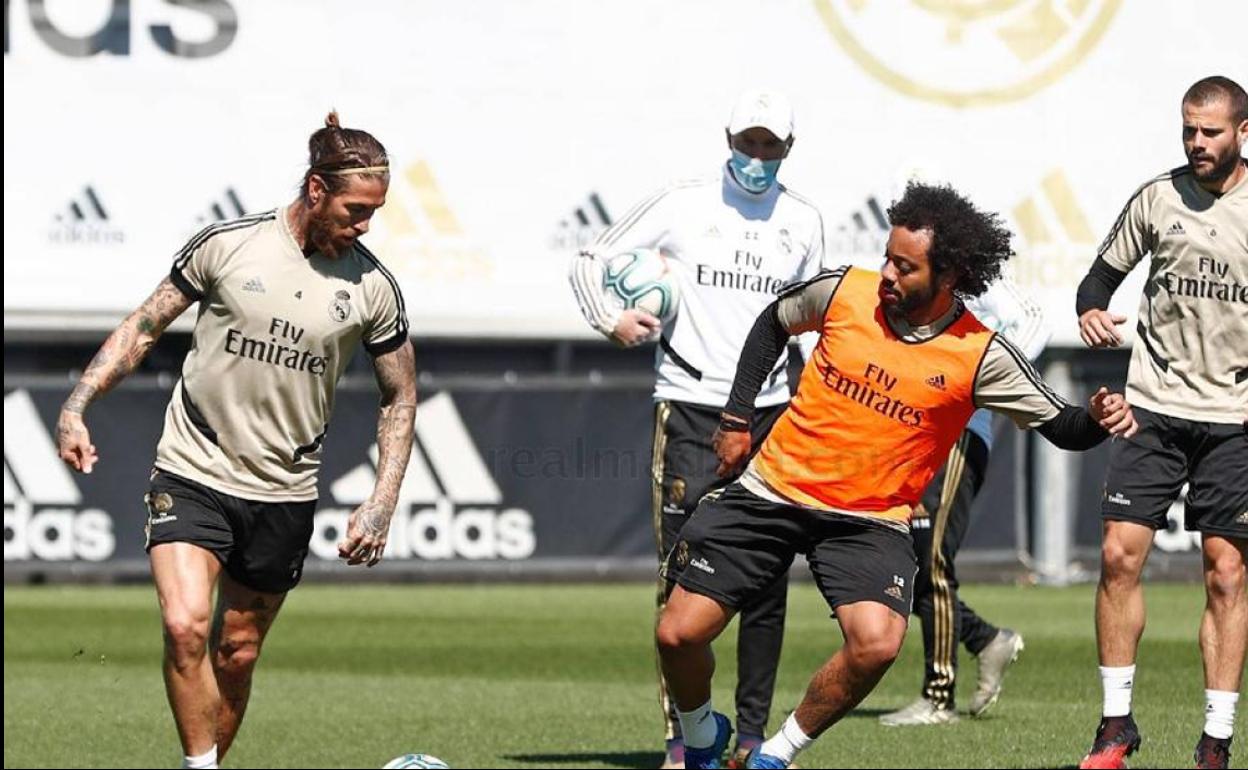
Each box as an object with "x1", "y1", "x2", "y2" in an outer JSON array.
[
  {"x1": 382, "y1": 754, "x2": 449, "y2": 769},
  {"x1": 603, "y1": 248, "x2": 681, "y2": 324}
]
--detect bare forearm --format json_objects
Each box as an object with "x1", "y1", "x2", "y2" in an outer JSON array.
[
  {"x1": 62, "y1": 277, "x2": 189, "y2": 415},
  {"x1": 64, "y1": 316, "x2": 156, "y2": 414},
  {"x1": 369, "y1": 340, "x2": 418, "y2": 507},
  {"x1": 371, "y1": 400, "x2": 417, "y2": 506}
]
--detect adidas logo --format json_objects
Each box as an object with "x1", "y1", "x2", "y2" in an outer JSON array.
[
  {"x1": 311, "y1": 393, "x2": 535, "y2": 561},
  {"x1": 829, "y1": 194, "x2": 889, "y2": 265},
  {"x1": 925, "y1": 373, "x2": 946, "y2": 390},
  {"x1": 549, "y1": 191, "x2": 613, "y2": 250},
  {"x1": 48, "y1": 185, "x2": 124, "y2": 245},
  {"x1": 1013, "y1": 170, "x2": 1096, "y2": 248},
  {"x1": 242, "y1": 277, "x2": 266, "y2": 293},
  {"x1": 1010, "y1": 169, "x2": 1100, "y2": 301},
  {"x1": 54, "y1": 185, "x2": 109, "y2": 223},
  {"x1": 197, "y1": 187, "x2": 247, "y2": 226},
  {"x1": 4, "y1": 390, "x2": 116, "y2": 562},
  {"x1": 1166, "y1": 221, "x2": 1186, "y2": 236},
  {"x1": 375, "y1": 159, "x2": 489, "y2": 279}
]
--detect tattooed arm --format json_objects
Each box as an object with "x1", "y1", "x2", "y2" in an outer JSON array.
[
  {"x1": 56, "y1": 277, "x2": 194, "y2": 473},
  {"x1": 338, "y1": 339, "x2": 417, "y2": 567}
]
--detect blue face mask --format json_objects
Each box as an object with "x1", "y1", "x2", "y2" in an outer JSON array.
[{"x1": 729, "y1": 148, "x2": 782, "y2": 193}]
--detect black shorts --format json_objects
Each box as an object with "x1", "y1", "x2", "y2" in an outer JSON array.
[
  {"x1": 663, "y1": 483, "x2": 917, "y2": 617},
  {"x1": 144, "y1": 469, "x2": 316, "y2": 593},
  {"x1": 1101, "y1": 406, "x2": 1247, "y2": 538},
  {"x1": 656, "y1": 400, "x2": 787, "y2": 518}
]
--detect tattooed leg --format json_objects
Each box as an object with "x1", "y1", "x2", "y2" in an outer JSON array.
[{"x1": 210, "y1": 574, "x2": 286, "y2": 760}]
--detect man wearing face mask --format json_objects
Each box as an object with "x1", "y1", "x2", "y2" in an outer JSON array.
[{"x1": 569, "y1": 90, "x2": 825, "y2": 769}]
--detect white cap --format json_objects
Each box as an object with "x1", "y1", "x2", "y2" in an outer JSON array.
[{"x1": 727, "y1": 90, "x2": 794, "y2": 140}]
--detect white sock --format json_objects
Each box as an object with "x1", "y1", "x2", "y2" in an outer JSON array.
[
  {"x1": 759, "y1": 713, "x2": 813, "y2": 764},
  {"x1": 1099, "y1": 665, "x2": 1135, "y2": 717},
  {"x1": 677, "y1": 701, "x2": 717, "y2": 750},
  {"x1": 1204, "y1": 689, "x2": 1239, "y2": 740},
  {"x1": 182, "y1": 745, "x2": 218, "y2": 769}
]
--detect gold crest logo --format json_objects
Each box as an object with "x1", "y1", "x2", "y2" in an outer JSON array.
[
  {"x1": 676, "y1": 540, "x2": 690, "y2": 570},
  {"x1": 668, "y1": 478, "x2": 687, "y2": 506},
  {"x1": 813, "y1": 0, "x2": 1121, "y2": 107},
  {"x1": 146, "y1": 492, "x2": 174, "y2": 515}
]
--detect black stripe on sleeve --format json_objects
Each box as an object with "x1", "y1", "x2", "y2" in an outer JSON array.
[
  {"x1": 1095, "y1": 168, "x2": 1184, "y2": 259},
  {"x1": 356, "y1": 243, "x2": 410, "y2": 347},
  {"x1": 994, "y1": 335, "x2": 1068, "y2": 411}
]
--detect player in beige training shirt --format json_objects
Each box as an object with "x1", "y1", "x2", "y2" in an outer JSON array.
[
  {"x1": 1075, "y1": 76, "x2": 1247, "y2": 770},
  {"x1": 54, "y1": 113, "x2": 417, "y2": 769}
]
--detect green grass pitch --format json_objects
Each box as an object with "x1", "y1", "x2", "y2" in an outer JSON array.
[{"x1": 4, "y1": 582, "x2": 1230, "y2": 768}]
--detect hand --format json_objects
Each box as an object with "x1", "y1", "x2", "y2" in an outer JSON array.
[
  {"x1": 1079, "y1": 309, "x2": 1127, "y2": 348},
  {"x1": 1089, "y1": 387, "x2": 1137, "y2": 438},
  {"x1": 338, "y1": 500, "x2": 394, "y2": 567},
  {"x1": 56, "y1": 410, "x2": 98, "y2": 473},
  {"x1": 713, "y1": 422, "x2": 752, "y2": 477},
  {"x1": 609, "y1": 308, "x2": 661, "y2": 348}
]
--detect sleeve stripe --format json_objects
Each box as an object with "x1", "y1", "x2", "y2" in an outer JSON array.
[
  {"x1": 168, "y1": 266, "x2": 203, "y2": 301},
  {"x1": 173, "y1": 211, "x2": 275, "y2": 271},
  {"x1": 568, "y1": 252, "x2": 613, "y2": 330},
  {"x1": 778, "y1": 265, "x2": 847, "y2": 298},
  {"x1": 993, "y1": 335, "x2": 1068, "y2": 410},
  {"x1": 355, "y1": 243, "x2": 409, "y2": 339},
  {"x1": 1095, "y1": 168, "x2": 1184, "y2": 259},
  {"x1": 778, "y1": 185, "x2": 822, "y2": 217},
  {"x1": 591, "y1": 178, "x2": 710, "y2": 253}
]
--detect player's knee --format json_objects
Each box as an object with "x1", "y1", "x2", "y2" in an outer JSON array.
[
  {"x1": 1100, "y1": 538, "x2": 1146, "y2": 585},
  {"x1": 215, "y1": 628, "x2": 262, "y2": 673},
  {"x1": 846, "y1": 626, "x2": 904, "y2": 670},
  {"x1": 656, "y1": 614, "x2": 709, "y2": 653},
  {"x1": 1204, "y1": 552, "x2": 1247, "y2": 603},
  {"x1": 162, "y1": 612, "x2": 210, "y2": 667}
]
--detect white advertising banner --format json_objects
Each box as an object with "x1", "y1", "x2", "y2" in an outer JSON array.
[{"x1": 4, "y1": 0, "x2": 1244, "y2": 343}]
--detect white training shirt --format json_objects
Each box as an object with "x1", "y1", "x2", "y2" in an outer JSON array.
[{"x1": 569, "y1": 165, "x2": 825, "y2": 408}]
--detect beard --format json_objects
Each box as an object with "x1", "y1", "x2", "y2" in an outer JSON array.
[
  {"x1": 306, "y1": 207, "x2": 341, "y2": 258},
  {"x1": 1189, "y1": 147, "x2": 1242, "y2": 184},
  {"x1": 895, "y1": 280, "x2": 937, "y2": 316}
]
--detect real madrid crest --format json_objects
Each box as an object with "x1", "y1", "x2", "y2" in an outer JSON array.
[
  {"x1": 676, "y1": 540, "x2": 690, "y2": 570},
  {"x1": 812, "y1": 0, "x2": 1121, "y2": 107},
  {"x1": 329, "y1": 289, "x2": 352, "y2": 322}
]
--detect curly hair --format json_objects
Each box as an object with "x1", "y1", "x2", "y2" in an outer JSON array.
[{"x1": 886, "y1": 181, "x2": 1014, "y2": 298}]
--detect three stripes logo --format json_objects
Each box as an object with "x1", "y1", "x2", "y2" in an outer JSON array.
[
  {"x1": 374, "y1": 160, "x2": 490, "y2": 281},
  {"x1": 312, "y1": 393, "x2": 535, "y2": 561},
  {"x1": 550, "y1": 191, "x2": 613, "y2": 251},
  {"x1": 828, "y1": 194, "x2": 889, "y2": 266},
  {"x1": 196, "y1": 187, "x2": 247, "y2": 226},
  {"x1": 925, "y1": 373, "x2": 947, "y2": 391},
  {"x1": 1165, "y1": 221, "x2": 1186, "y2": 237},
  {"x1": 1010, "y1": 169, "x2": 1096, "y2": 289},
  {"x1": 48, "y1": 185, "x2": 125, "y2": 245},
  {"x1": 4, "y1": 390, "x2": 115, "y2": 562}
]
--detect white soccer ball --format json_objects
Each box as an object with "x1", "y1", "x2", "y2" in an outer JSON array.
[
  {"x1": 382, "y1": 754, "x2": 450, "y2": 769},
  {"x1": 603, "y1": 248, "x2": 681, "y2": 324}
]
